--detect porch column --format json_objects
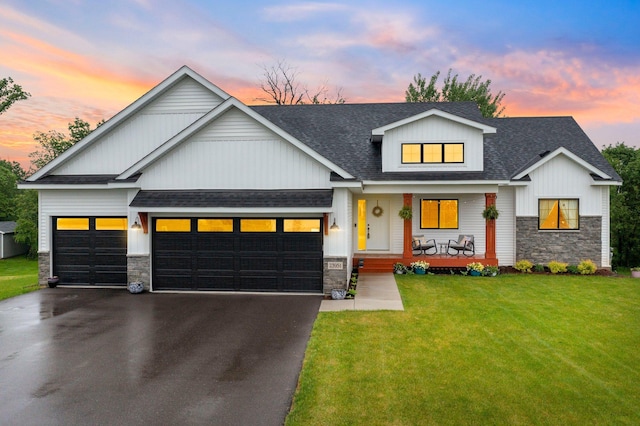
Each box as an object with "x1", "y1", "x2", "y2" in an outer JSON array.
[
  {"x1": 403, "y1": 193, "x2": 413, "y2": 259},
  {"x1": 485, "y1": 193, "x2": 497, "y2": 259}
]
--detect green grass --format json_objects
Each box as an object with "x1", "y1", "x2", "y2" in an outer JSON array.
[
  {"x1": 286, "y1": 274, "x2": 640, "y2": 425},
  {"x1": 0, "y1": 256, "x2": 39, "y2": 300}
]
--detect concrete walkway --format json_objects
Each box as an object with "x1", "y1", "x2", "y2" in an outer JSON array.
[{"x1": 320, "y1": 273, "x2": 404, "y2": 312}]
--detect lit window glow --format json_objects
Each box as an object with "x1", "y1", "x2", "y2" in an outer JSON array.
[
  {"x1": 539, "y1": 199, "x2": 579, "y2": 229},
  {"x1": 420, "y1": 199, "x2": 458, "y2": 229}
]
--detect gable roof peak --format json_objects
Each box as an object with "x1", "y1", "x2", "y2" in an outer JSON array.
[
  {"x1": 28, "y1": 65, "x2": 230, "y2": 181},
  {"x1": 372, "y1": 108, "x2": 497, "y2": 136}
]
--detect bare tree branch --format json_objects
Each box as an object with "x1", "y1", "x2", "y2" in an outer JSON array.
[{"x1": 257, "y1": 59, "x2": 346, "y2": 105}]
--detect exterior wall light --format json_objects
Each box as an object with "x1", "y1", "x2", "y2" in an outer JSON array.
[{"x1": 131, "y1": 218, "x2": 142, "y2": 230}]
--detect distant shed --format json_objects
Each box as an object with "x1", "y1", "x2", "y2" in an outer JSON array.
[{"x1": 0, "y1": 221, "x2": 28, "y2": 259}]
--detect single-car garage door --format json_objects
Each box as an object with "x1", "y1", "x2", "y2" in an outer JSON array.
[
  {"x1": 52, "y1": 217, "x2": 128, "y2": 286},
  {"x1": 152, "y1": 218, "x2": 323, "y2": 292}
]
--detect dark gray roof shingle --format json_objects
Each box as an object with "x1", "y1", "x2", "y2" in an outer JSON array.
[
  {"x1": 251, "y1": 103, "x2": 621, "y2": 182},
  {"x1": 30, "y1": 102, "x2": 621, "y2": 186},
  {"x1": 130, "y1": 189, "x2": 333, "y2": 208}
]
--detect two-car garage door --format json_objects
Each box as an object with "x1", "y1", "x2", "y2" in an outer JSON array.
[
  {"x1": 52, "y1": 216, "x2": 324, "y2": 292},
  {"x1": 152, "y1": 218, "x2": 323, "y2": 293}
]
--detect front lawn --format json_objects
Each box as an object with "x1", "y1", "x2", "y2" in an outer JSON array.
[
  {"x1": 0, "y1": 256, "x2": 39, "y2": 300},
  {"x1": 287, "y1": 274, "x2": 640, "y2": 425}
]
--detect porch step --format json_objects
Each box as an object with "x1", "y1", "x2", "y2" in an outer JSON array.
[{"x1": 353, "y1": 257, "x2": 400, "y2": 273}]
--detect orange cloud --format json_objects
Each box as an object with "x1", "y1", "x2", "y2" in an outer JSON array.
[
  {"x1": 450, "y1": 48, "x2": 640, "y2": 135},
  {"x1": 0, "y1": 16, "x2": 159, "y2": 169}
]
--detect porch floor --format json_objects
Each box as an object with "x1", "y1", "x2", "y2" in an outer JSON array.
[{"x1": 353, "y1": 253, "x2": 498, "y2": 273}]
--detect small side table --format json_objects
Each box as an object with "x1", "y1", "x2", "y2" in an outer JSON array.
[{"x1": 438, "y1": 242, "x2": 447, "y2": 254}]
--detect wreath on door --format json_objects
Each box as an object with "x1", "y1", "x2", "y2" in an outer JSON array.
[{"x1": 372, "y1": 201, "x2": 384, "y2": 217}]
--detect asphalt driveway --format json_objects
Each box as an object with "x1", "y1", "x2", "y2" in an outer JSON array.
[{"x1": 0, "y1": 288, "x2": 321, "y2": 425}]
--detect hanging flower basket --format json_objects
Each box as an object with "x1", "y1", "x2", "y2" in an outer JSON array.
[
  {"x1": 482, "y1": 204, "x2": 500, "y2": 220},
  {"x1": 398, "y1": 205, "x2": 413, "y2": 220}
]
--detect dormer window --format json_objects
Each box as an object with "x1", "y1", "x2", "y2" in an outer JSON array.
[{"x1": 401, "y1": 143, "x2": 464, "y2": 164}]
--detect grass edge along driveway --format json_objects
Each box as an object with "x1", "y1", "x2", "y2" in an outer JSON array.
[
  {"x1": 286, "y1": 274, "x2": 640, "y2": 425},
  {"x1": 0, "y1": 257, "x2": 38, "y2": 301}
]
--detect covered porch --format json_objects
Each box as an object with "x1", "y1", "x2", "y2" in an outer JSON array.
[{"x1": 352, "y1": 193, "x2": 499, "y2": 273}]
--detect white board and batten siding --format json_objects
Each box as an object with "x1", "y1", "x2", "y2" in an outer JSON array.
[
  {"x1": 495, "y1": 186, "x2": 516, "y2": 265},
  {"x1": 382, "y1": 115, "x2": 484, "y2": 173},
  {"x1": 324, "y1": 188, "x2": 352, "y2": 257},
  {"x1": 515, "y1": 155, "x2": 604, "y2": 216},
  {"x1": 601, "y1": 187, "x2": 611, "y2": 267},
  {"x1": 139, "y1": 108, "x2": 332, "y2": 190},
  {"x1": 144, "y1": 78, "x2": 224, "y2": 114},
  {"x1": 55, "y1": 78, "x2": 224, "y2": 175},
  {"x1": 38, "y1": 190, "x2": 129, "y2": 251}
]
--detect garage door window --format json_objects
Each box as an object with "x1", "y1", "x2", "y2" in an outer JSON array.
[
  {"x1": 240, "y1": 219, "x2": 276, "y2": 232},
  {"x1": 198, "y1": 219, "x2": 233, "y2": 232},
  {"x1": 284, "y1": 219, "x2": 321, "y2": 232},
  {"x1": 156, "y1": 219, "x2": 191, "y2": 232},
  {"x1": 95, "y1": 218, "x2": 128, "y2": 230},
  {"x1": 56, "y1": 218, "x2": 89, "y2": 230}
]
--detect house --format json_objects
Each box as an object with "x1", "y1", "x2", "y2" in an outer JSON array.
[
  {"x1": 20, "y1": 66, "x2": 621, "y2": 293},
  {"x1": 0, "y1": 221, "x2": 28, "y2": 259}
]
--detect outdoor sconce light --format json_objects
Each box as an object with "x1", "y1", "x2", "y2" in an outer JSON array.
[
  {"x1": 330, "y1": 217, "x2": 340, "y2": 230},
  {"x1": 131, "y1": 218, "x2": 142, "y2": 230}
]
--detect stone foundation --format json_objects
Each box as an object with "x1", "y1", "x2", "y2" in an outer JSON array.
[
  {"x1": 38, "y1": 251, "x2": 51, "y2": 287},
  {"x1": 516, "y1": 216, "x2": 602, "y2": 266},
  {"x1": 323, "y1": 256, "x2": 349, "y2": 295},
  {"x1": 127, "y1": 254, "x2": 151, "y2": 291}
]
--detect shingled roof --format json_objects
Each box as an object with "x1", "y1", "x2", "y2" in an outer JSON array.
[
  {"x1": 251, "y1": 102, "x2": 621, "y2": 183},
  {"x1": 130, "y1": 189, "x2": 333, "y2": 208}
]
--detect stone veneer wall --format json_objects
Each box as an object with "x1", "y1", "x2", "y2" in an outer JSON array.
[
  {"x1": 128, "y1": 254, "x2": 151, "y2": 291},
  {"x1": 516, "y1": 216, "x2": 602, "y2": 266},
  {"x1": 38, "y1": 251, "x2": 51, "y2": 287},
  {"x1": 323, "y1": 256, "x2": 349, "y2": 295}
]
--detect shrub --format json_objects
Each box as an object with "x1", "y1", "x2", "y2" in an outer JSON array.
[
  {"x1": 533, "y1": 264, "x2": 546, "y2": 273},
  {"x1": 548, "y1": 261, "x2": 568, "y2": 274},
  {"x1": 577, "y1": 259, "x2": 597, "y2": 275},
  {"x1": 483, "y1": 265, "x2": 499, "y2": 276},
  {"x1": 567, "y1": 265, "x2": 580, "y2": 274},
  {"x1": 514, "y1": 259, "x2": 533, "y2": 273}
]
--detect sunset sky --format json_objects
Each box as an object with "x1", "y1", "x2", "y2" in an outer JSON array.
[{"x1": 1, "y1": 0, "x2": 639, "y2": 169}]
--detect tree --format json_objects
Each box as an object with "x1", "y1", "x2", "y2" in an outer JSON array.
[
  {"x1": 258, "y1": 59, "x2": 345, "y2": 105},
  {"x1": 0, "y1": 77, "x2": 31, "y2": 115},
  {"x1": 0, "y1": 163, "x2": 18, "y2": 221},
  {"x1": 0, "y1": 160, "x2": 26, "y2": 221},
  {"x1": 13, "y1": 189, "x2": 38, "y2": 259},
  {"x1": 29, "y1": 117, "x2": 102, "y2": 172},
  {"x1": 602, "y1": 143, "x2": 640, "y2": 268},
  {"x1": 405, "y1": 69, "x2": 506, "y2": 118},
  {"x1": 13, "y1": 118, "x2": 102, "y2": 258}
]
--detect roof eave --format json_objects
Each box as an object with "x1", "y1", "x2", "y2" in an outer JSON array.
[{"x1": 372, "y1": 108, "x2": 497, "y2": 136}]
